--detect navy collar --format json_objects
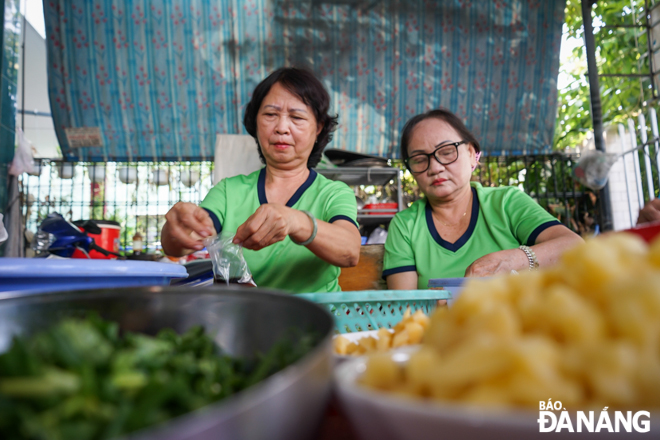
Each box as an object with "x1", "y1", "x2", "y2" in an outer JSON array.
[
  {"x1": 257, "y1": 168, "x2": 317, "y2": 207},
  {"x1": 425, "y1": 187, "x2": 479, "y2": 253}
]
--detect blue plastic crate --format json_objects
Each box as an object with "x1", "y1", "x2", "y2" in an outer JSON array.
[{"x1": 297, "y1": 290, "x2": 451, "y2": 333}]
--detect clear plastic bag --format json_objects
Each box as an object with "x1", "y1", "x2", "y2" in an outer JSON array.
[
  {"x1": 31, "y1": 228, "x2": 55, "y2": 255},
  {"x1": 204, "y1": 233, "x2": 256, "y2": 286},
  {"x1": 573, "y1": 150, "x2": 620, "y2": 190},
  {"x1": 0, "y1": 214, "x2": 7, "y2": 243},
  {"x1": 8, "y1": 128, "x2": 36, "y2": 176}
]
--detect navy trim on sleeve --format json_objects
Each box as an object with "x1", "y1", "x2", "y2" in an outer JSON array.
[
  {"x1": 526, "y1": 220, "x2": 563, "y2": 246},
  {"x1": 329, "y1": 214, "x2": 359, "y2": 229},
  {"x1": 425, "y1": 187, "x2": 480, "y2": 253},
  {"x1": 203, "y1": 208, "x2": 223, "y2": 235},
  {"x1": 382, "y1": 265, "x2": 417, "y2": 279},
  {"x1": 257, "y1": 168, "x2": 267, "y2": 205}
]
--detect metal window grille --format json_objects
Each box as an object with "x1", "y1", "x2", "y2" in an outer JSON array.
[
  {"x1": 476, "y1": 153, "x2": 601, "y2": 235},
  {"x1": 19, "y1": 155, "x2": 601, "y2": 255},
  {"x1": 20, "y1": 161, "x2": 215, "y2": 254}
]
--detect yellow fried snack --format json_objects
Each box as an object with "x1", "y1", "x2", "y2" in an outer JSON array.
[
  {"x1": 333, "y1": 334, "x2": 351, "y2": 355},
  {"x1": 376, "y1": 328, "x2": 393, "y2": 352},
  {"x1": 334, "y1": 308, "x2": 431, "y2": 356},
  {"x1": 360, "y1": 233, "x2": 660, "y2": 410}
]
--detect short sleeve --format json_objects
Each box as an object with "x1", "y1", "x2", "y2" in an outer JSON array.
[
  {"x1": 504, "y1": 188, "x2": 563, "y2": 245},
  {"x1": 199, "y1": 179, "x2": 227, "y2": 234},
  {"x1": 323, "y1": 182, "x2": 359, "y2": 228},
  {"x1": 382, "y1": 213, "x2": 417, "y2": 278}
]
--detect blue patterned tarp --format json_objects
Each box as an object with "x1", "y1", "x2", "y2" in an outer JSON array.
[{"x1": 44, "y1": 0, "x2": 566, "y2": 161}]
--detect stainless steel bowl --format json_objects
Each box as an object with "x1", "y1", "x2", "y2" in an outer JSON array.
[{"x1": 0, "y1": 286, "x2": 334, "y2": 440}]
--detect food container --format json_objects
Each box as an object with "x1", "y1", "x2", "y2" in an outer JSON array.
[
  {"x1": 56, "y1": 162, "x2": 75, "y2": 179},
  {"x1": 333, "y1": 329, "x2": 392, "y2": 363},
  {"x1": 0, "y1": 286, "x2": 334, "y2": 440},
  {"x1": 0, "y1": 259, "x2": 188, "y2": 295},
  {"x1": 297, "y1": 290, "x2": 450, "y2": 333},
  {"x1": 363, "y1": 202, "x2": 398, "y2": 215},
  {"x1": 88, "y1": 164, "x2": 106, "y2": 183},
  {"x1": 334, "y1": 348, "x2": 659, "y2": 439},
  {"x1": 70, "y1": 220, "x2": 121, "y2": 259},
  {"x1": 427, "y1": 277, "x2": 465, "y2": 306},
  {"x1": 118, "y1": 166, "x2": 137, "y2": 184},
  {"x1": 181, "y1": 169, "x2": 200, "y2": 187},
  {"x1": 152, "y1": 169, "x2": 169, "y2": 186},
  {"x1": 334, "y1": 348, "x2": 539, "y2": 440},
  {"x1": 624, "y1": 221, "x2": 660, "y2": 243}
]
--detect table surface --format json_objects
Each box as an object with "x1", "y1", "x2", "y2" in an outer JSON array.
[{"x1": 315, "y1": 399, "x2": 359, "y2": 440}]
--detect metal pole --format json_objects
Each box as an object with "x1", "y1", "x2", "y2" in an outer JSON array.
[
  {"x1": 581, "y1": 0, "x2": 614, "y2": 231},
  {"x1": 646, "y1": 0, "x2": 656, "y2": 101},
  {"x1": 20, "y1": 3, "x2": 26, "y2": 131}
]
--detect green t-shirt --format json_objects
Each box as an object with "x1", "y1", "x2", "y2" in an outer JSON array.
[
  {"x1": 382, "y1": 182, "x2": 562, "y2": 288},
  {"x1": 200, "y1": 168, "x2": 358, "y2": 293}
]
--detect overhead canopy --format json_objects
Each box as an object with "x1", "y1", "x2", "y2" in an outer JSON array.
[{"x1": 45, "y1": 0, "x2": 565, "y2": 161}]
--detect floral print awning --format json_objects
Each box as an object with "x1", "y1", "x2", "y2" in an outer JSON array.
[{"x1": 45, "y1": 0, "x2": 566, "y2": 161}]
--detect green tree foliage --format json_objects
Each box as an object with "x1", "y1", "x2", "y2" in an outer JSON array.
[{"x1": 555, "y1": 0, "x2": 655, "y2": 150}]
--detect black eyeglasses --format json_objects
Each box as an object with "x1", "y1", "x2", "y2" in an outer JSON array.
[{"x1": 404, "y1": 141, "x2": 467, "y2": 173}]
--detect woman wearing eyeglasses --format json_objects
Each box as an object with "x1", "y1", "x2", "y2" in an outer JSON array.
[{"x1": 383, "y1": 109, "x2": 583, "y2": 289}]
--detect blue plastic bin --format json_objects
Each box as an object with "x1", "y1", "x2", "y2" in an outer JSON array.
[
  {"x1": 427, "y1": 277, "x2": 466, "y2": 306},
  {"x1": 0, "y1": 258, "x2": 188, "y2": 295}
]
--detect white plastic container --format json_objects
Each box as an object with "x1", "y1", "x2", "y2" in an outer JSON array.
[
  {"x1": 181, "y1": 169, "x2": 200, "y2": 187},
  {"x1": 152, "y1": 169, "x2": 169, "y2": 186},
  {"x1": 57, "y1": 162, "x2": 75, "y2": 179},
  {"x1": 118, "y1": 166, "x2": 137, "y2": 184},
  {"x1": 88, "y1": 165, "x2": 106, "y2": 183}
]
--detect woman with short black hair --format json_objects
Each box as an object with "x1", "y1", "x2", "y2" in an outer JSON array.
[
  {"x1": 243, "y1": 67, "x2": 338, "y2": 168},
  {"x1": 383, "y1": 108, "x2": 583, "y2": 289},
  {"x1": 162, "y1": 67, "x2": 360, "y2": 293}
]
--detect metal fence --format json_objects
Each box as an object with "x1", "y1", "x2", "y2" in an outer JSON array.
[
  {"x1": 476, "y1": 153, "x2": 601, "y2": 235},
  {"x1": 20, "y1": 161, "x2": 216, "y2": 254},
  {"x1": 615, "y1": 110, "x2": 660, "y2": 227},
  {"x1": 18, "y1": 154, "x2": 602, "y2": 255}
]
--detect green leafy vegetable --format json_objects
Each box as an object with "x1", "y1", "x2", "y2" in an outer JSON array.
[{"x1": 0, "y1": 316, "x2": 317, "y2": 440}]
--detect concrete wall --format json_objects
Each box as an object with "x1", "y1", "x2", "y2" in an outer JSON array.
[
  {"x1": 16, "y1": 18, "x2": 58, "y2": 158},
  {"x1": 604, "y1": 124, "x2": 642, "y2": 231}
]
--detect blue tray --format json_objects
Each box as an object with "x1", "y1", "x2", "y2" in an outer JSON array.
[{"x1": 0, "y1": 258, "x2": 188, "y2": 295}]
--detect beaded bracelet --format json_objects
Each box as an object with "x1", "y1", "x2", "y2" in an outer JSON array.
[
  {"x1": 291, "y1": 210, "x2": 317, "y2": 246},
  {"x1": 519, "y1": 245, "x2": 539, "y2": 270}
]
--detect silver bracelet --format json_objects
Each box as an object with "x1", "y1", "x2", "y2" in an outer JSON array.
[
  {"x1": 519, "y1": 245, "x2": 539, "y2": 270},
  {"x1": 291, "y1": 210, "x2": 317, "y2": 246}
]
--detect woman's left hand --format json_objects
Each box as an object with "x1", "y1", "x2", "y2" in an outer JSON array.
[{"x1": 464, "y1": 249, "x2": 527, "y2": 277}]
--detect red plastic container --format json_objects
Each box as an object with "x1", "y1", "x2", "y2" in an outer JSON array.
[
  {"x1": 72, "y1": 220, "x2": 121, "y2": 259},
  {"x1": 624, "y1": 221, "x2": 660, "y2": 244},
  {"x1": 363, "y1": 202, "x2": 398, "y2": 215}
]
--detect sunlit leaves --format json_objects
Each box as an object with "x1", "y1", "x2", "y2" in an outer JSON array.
[{"x1": 555, "y1": 0, "x2": 653, "y2": 151}]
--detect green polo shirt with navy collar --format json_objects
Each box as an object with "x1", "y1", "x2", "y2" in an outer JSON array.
[
  {"x1": 382, "y1": 182, "x2": 563, "y2": 288},
  {"x1": 200, "y1": 168, "x2": 358, "y2": 293}
]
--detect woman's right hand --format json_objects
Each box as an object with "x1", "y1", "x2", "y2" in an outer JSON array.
[
  {"x1": 161, "y1": 202, "x2": 215, "y2": 256},
  {"x1": 637, "y1": 198, "x2": 660, "y2": 225}
]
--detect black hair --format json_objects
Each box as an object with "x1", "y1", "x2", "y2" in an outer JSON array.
[
  {"x1": 400, "y1": 108, "x2": 481, "y2": 164},
  {"x1": 243, "y1": 67, "x2": 338, "y2": 168}
]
